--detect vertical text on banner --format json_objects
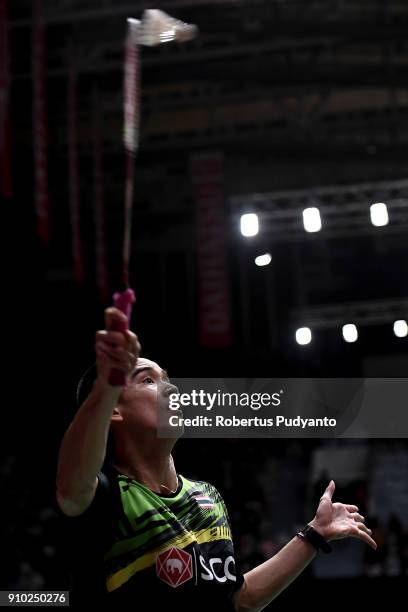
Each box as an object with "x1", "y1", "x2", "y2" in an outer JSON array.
[
  {"x1": 191, "y1": 152, "x2": 232, "y2": 347},
  {"x1": 68, "y1": 55, "x2": 84, "y2": 283},
  {"x1": 0, "y1": 0, "x2": 12, "y2": 198},
  {"x1": 33, "y1": 0, "x2": 49, "y2": 244}
]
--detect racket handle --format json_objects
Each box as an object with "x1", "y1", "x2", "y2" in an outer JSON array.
[{"x1": 108, "y1": 288, "x2": 136, "y2": 386}]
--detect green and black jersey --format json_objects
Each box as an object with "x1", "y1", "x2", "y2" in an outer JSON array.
[{"x1": 63, "y1": 466, "x2": 244, "y2": 610}]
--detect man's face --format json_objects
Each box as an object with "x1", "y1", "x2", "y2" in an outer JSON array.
[{"x1": 114, "y1": 357, "x2": 174, "y2": 433}]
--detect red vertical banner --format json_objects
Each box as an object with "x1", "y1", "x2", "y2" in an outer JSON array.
[
  {"x1": 32, "y1": 0, "x2": 49, "y2": 243},
  {"x1": 0, "y1": 0, "x2": 12, "y2": 198},
  {"x1": 67, "y1": 54, "x2": 84, "y2": 283},
  {"x1": 93, "y1": 91, "x2": 109, "y2": 304},
  {"x1": 191, "y1": 152, "x2": 232, "y2": 347}
]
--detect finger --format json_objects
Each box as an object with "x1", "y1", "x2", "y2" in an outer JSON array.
[
  {"x1": 105, "y1": 307, "x2": 128, "y2": 331},
  {"x1": 350, "y1": 512, "x2": 365, "y2": 523},
  {"x1": 96, "y1": 342, "x2": 129, "y2": 358},
  {"x1": 357, "y1": 523, "x2": 372, "y2": 535},
  {"x1": 95, "y1": 342, "x2": 137, "y2": 374},
  {"x1": 125, "y1": 331, "x2": 141, "y2": 355},
  {"x1": 127, "y1": 352, "x2": 138, "y2": 371},
  {"x1": 321, "y1": 480, "x2": 335, "y2": 501},
  {"x1": 345, "y1": 504, "x2": 359, "y2": 513},
  {"x1": 96, "y1": 330, "x2": 127, "y2": 348},
  {"x1": 96, "y1": 345, "x2": 132, "y2": 369},
  {"x1": 351, "y1": 526, "x2": 377, "y2": 550}
]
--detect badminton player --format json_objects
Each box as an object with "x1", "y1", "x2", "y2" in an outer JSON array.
[{"x1": 56, "y1": 307, "x2": 376, "y2": 610}]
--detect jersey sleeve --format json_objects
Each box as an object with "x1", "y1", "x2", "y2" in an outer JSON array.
[
  {"x1": 56, "y1": 469, "x2": 119, "y2": 605},
  {"x1": 59, "y1": 469, "x2": 117, "y2": 546}
]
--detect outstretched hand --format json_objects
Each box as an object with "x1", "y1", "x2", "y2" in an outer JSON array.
[
  {"x1": 310, "y1": 481, "x2": 377, "y2": 550},
  {"x1": 95, "y1": 307, "x2": 140, "y2": 386}
]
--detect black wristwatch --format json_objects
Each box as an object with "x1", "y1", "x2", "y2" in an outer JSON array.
[{"x1": 296, "y1": 524, "x2": 332, "y2": 554}]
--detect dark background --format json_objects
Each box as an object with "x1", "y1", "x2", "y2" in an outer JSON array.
[{"x1": 2, "y1": 0, "x2": 408, "y2": 607}]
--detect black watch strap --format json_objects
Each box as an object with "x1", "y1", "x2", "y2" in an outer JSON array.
[{"x1": 296, "y1": 524, "x2": 332, "y2": 554}]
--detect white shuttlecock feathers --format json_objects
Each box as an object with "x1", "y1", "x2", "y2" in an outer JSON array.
[{"x1": 127, "y1": 9, "x2": 197, "y2": 46}]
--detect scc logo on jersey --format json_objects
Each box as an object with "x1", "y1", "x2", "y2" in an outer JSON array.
[
  {"x1": 156, "y1": 547, "x2": 237, "y2": 587},
  {"x1": 199, "y1": 554, "x2": 237, "y2": 583}
]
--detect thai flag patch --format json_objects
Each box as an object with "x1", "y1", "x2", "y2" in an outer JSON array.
[{"x1": 194, "y1": 494, "x2": 215, "y2": 509}]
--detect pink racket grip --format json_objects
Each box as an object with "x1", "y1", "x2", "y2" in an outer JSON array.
[{"x1": 108, "y1": 288, "x2": 136, "y2": 386}]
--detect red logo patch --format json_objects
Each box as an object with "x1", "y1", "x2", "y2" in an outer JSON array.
[{"x1": 156, "y1": 547, "x2": 193, "y2": 588}]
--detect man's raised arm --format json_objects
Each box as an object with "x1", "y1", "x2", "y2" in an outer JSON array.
[{"x1": 56, "y1": 308, "x2": 139, "y2": 517}]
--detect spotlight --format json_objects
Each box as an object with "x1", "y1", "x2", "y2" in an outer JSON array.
[
  {"x1": 302, "y1": 207, "x2": 322, "y2": 233},
  {"x1": 240, "y1": 213, "x2": 259, "y2": 237},
  {"x1": 255, "y1": 253, "x2": 272, "y2": 266},
  {"x1": 370, "y1": 202, "x2": 389, "y2": 227},
  {"x1": 393, "y1": 320, "x2": 408, "y2": 338},
  {"x1": 342, "y1": 323, "x2": 358, "y2": 343},
  {"x1": 296, "y1": 327, "x2": 312, "y2": 345}
]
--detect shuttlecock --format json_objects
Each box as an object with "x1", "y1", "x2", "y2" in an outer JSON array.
[{"x1": 128, "y1": 9, "x2": 197, "y2": 46}]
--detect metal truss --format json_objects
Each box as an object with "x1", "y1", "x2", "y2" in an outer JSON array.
[
  {"x1": 230, "y1": 178, "x2": 408, "y2": 242},
  {"x1": 292, "y1": 298, "x2": 408, "y2": 329}
]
